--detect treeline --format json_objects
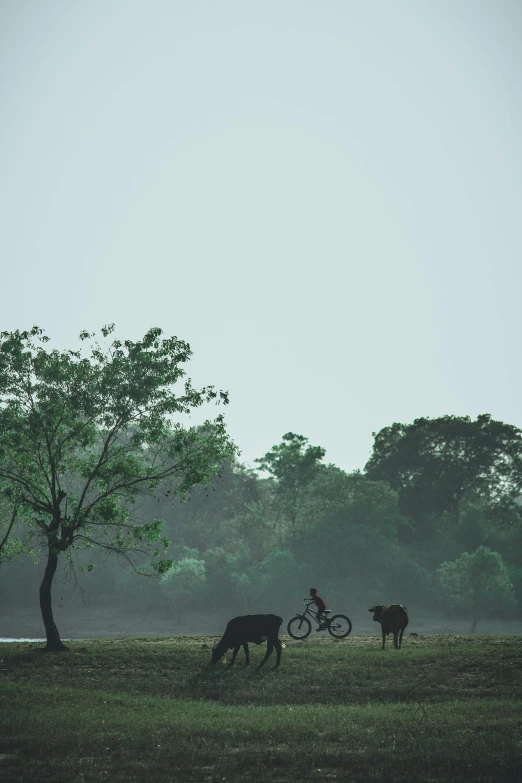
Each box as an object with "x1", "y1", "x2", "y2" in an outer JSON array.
[
  {"x1": 1, "y1": 324, "x2": 522, "y2": 642},
  {"x1": 153, "y1": 421, "x2": 522, "y2": 630},
  {"x1": 29, "y1": 420, "x2": 520, "y2": 633}
]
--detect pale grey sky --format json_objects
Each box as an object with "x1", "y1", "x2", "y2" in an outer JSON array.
[{"x1": 1, "y1": 0, "x2": 521, "y2": 473}]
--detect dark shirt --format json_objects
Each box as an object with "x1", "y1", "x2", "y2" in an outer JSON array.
[{"x1": 311, "y1": 594, "x2": 326, "y2": 613}]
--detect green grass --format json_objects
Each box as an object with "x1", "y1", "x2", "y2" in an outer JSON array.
[{"x1": 1, "y1": 634, "x2": 522, "y2": 781}]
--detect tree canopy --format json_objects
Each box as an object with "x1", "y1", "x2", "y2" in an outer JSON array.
[
  {"x1": 364, "y1": 415, "x2": 522, "y2": 525},
  {"x1": 254, "y1": 432, "x2": 326, "y2": 528}
]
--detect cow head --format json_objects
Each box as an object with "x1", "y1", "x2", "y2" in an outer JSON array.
[
  {"x1": 210, "y1": 640, "x2": 227, "y2": 665},
  {"x1": 369, "y1": 605, "x2": 385, "y2": 622}
]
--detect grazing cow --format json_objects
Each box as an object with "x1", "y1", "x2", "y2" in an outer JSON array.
[
  {"x1": 369, "y1": 604, "x2": 408, "y2": 649},
  {"x1": 210, "y1": 614, "x2": 283, "y2": 668}
]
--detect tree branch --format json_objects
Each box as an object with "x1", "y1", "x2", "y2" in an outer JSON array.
[
  {"x1": 0, "y1": 502, "x2": 18, "y2": 557},
  {"x1": 0, "y1": 471, "x2": 52, "y2": 513}
]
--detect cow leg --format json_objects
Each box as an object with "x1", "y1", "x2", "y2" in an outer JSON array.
[
  {"x1": 243, "y1": 642, "x2": 250, "y2": 666},
  {"x1": 382, "y1": 630, "x2": 386, "y2": 650},
  {"x1": 393, "y1": 632, "x2": 399, "y2": 649},
  {"x1": 398, "y1": 628, "x2": 404, "y2": 648},
  {"x1": 274, "y1": 638, "x2": 282, "y2": 668},
  {"x1": 257, "y1": 640, "x2": 274, "y2": 668},
  {"x1": 228, "y1": 646, "x2": 241, "y2": 666}
]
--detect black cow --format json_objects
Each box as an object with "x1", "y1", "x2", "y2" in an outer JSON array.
[
  {"x1": 369, "y1": 604, "x2": 408, "y2": 649},
  {"x1": 210, "y1": 614, "x2": 283, "y2": 668}
]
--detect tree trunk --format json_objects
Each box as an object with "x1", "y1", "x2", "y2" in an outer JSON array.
[
  {"x1": 469, "y1": 616, "x2": 479, "y2": 634},
  {"x1": 39, "y1": 545, "x2": 67, "y2": 651}
]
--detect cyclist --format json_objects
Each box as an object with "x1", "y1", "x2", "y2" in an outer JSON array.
[{"x1": 309, "y1": 587, "x2": 327, "y2": 630}]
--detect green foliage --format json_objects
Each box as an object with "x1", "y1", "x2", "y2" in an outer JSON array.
[
  {"x1": 365, "y1": 414, "x2": 522, "y2": 525},
  {"x1": 452, "y1": 497, "x2": 490, "y2": 552},
  {"x1": 155, "y1": 459, "x2": 266, "y2": 553},
  {"x1": 438, "y1": 546, "x2": 516, "y2": 629},
  {"x1": 259, "y1": 549, "x2": 312, "y2": 607},
  {"x1": 379, "y1": 551, "x2": 435, "y2": 606},
  {"x1": 0, "y1": 324, "x2": 237, "y2": 569},
  {"x1": 200, "y1": 545, "x2": 251, "y2": 608},
  {"x1": 301, "y1": 466, "x2": 407, "y2": 534},
  {"x1": 293, "y1": 470, "x2": 407, "y2": 590},
  {"x1": 160, "y1": 555, "x2": 206, "y2": 618},
  {"x1": 0, "y1": 531, "x2": 24, "y2": 564},
  {"x1": 255, "y1": 433, "x2": 326, "y2": 527}
]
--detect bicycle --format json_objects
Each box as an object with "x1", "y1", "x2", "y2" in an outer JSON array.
[{"x1": 287, "y1": 598, "x2": 352, "y2": 640}]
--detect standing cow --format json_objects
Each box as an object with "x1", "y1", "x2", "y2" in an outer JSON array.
[
  {"x1": 210, "y1": 614, "x2": 283, "y2": 668},
  {"x1": 369, "y1": 604, "x2": 408, "y2": 649}
]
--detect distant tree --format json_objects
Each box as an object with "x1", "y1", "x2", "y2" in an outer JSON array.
[
  {"x1": 157, "y1": 459, "x2": 263, "y2": 552},
  {"x1": 255, "y1": 433, "x2": 326, "y2": 528},
  {"x1": 161, "y1": 553, "x2": 206, "y2": 622},
  {"x1": 437, "y1": 546, "x2": 516, "y2": 632},
  {"x1": 232, "y1": 571, "x2": 256, "y2": 611},
  {"x1": 199, "y1": 545, "x2": 252, "y2": 610},
  {"x1": 218, "y1": 491, "x2": 282, "y2": 560},
  {"x1": 365, "y1": 415, "x2": 522, "y2": 525},
  {"x1": 0, "y1": 325, "x2": 236, "y2": 650}
]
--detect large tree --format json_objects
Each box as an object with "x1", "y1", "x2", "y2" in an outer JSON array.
[
  {"x1": 254, "y1": 433, "x2": 326, "y2": 528},
  {"x1": 0, "y1": 325, "x2": 237, "y2": 650},
  {"x1": 365, "y1": 415, "x2": 522, "y2": 526}
]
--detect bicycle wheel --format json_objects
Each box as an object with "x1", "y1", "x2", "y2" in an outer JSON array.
[
  {"x1": 287, "y1": 615, "x2": 312, "y2": 640},
  {"x1": 327, "y1": 614, "x2": 352, "y2": 639}
]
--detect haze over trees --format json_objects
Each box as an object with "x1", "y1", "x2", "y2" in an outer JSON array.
[
  {"x1": 1, "y1": 340, "x2": 522, "y2": 640},
  {"x1": 438, "y1": 546, "x2": 516, "y2": 632}
]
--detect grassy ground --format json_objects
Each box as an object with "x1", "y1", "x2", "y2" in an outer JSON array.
[{"x1": 1, "y1": 633, "x2": 522, "y2": 782}]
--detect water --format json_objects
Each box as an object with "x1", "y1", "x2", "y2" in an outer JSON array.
[{"x1": 0, "y1": 638, "x2": 71, "y2": 643}]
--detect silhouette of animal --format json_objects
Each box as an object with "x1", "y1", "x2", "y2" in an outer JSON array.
[
  {"x1": 210, "y1": 614, "x2": 283, "y2": 668},
  {"x1": 369, "y1": 604, "x2": 409, "y2": 649}
]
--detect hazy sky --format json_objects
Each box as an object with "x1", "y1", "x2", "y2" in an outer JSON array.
[{"x1": 1, "y1": 0, "x2": 521, "y2": 473}]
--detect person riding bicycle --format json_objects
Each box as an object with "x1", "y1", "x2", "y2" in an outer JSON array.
[
  {"x1": 287, "y1": 593, "x2": 351, "y2": 639},
  {"x1": 309, "y1": 587, "x2": 328, "y2": 630}
]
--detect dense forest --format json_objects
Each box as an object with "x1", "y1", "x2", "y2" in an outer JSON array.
[{"x1": 1, "y1": 327, "x2": 522, "y2": 641}]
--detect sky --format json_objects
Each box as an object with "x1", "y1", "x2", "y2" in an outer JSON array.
[{"x1": 1, "y1": 0, "x2": 521, "y2": 474}]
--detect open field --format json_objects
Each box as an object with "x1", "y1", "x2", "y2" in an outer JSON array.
[{"x1": 1, "y1": 634, "x2": 522, "y2": 782}]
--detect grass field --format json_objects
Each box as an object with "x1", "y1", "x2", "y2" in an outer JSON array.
[{"x1": 1, "y1": 633, "x2": 521, "y2": 782}]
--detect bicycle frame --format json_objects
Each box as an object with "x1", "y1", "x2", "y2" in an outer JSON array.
[{"x1": 299, "y1": 599, "x2": 329, "y2": 627}]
